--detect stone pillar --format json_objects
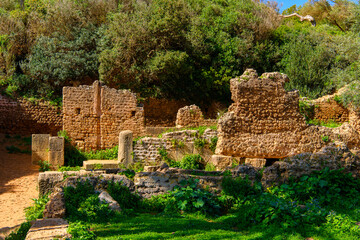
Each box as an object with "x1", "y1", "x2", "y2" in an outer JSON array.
[
  {"x1": 118, "y1": 130, "x2": 133, "y2": 167},
  {"x1": 49, "y1": 137, "x2": 65, "y2": 167},
  {"x1": 32, "y1": 134, "x2": 50, "y2": 165}
]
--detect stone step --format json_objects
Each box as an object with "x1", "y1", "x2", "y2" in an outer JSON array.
[
  {"x1": 25, "y1": 218, "x2": 70, "y2": 240},
  {"x1": 83, "y1": 160, "x2": 119, "y2": 170}
]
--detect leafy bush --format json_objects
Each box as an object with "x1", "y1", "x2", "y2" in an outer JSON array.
[
  {"x1": 164, "y1": 179, "x2": 221, "y2": 216},
  {"x1": 77, "y1": 195, "x2": 113, "y2": 222},
  {"x1": 221, "y1": 176, "x2": 262, "y2": 204},
  {"x1": 299, "y1": 100, "x2": 315, "y2": 121},
  {"x1": 209, "y1": 136, "x2": 218, "y2": 153},
  {"x1": 100, "y1": 0, "x2": 279, "y2": 103},
  {"x1": 25, "y1": 194, "x2": 50, "y2": 221},
  {"x1": 5, "y1": 222, "x2": 31, "y2": 240},
  {"x1": 58, "y1": 166, "x2": 81, "y2": 172},
  {"x1": 269, "y1": 168, "x2": 360, "y2": 207},
  {"x1": 58, "y1": 130, "x2": 86, "y2": 167},
  {"x1": 179, "y1": 154, "x2": 203, "y2": 170},
  {"x1": 67, "y1": 221, "x2": 96, "y2": 240},
  {"x1": 194, "y1": 138, "x2": 207, "y2": 150},
  {"x1": 38, "y1": 160, "x2": 51, "y2": 172},
  {"x1": 83, "y1": 145, "x2": 118, "y2": 160},
  {"x1": 107, "y1": 181, "x2": 141, "y2": 210}
]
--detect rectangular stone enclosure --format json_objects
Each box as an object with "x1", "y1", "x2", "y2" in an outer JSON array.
[{"x1": 63, "y1": 81, "x2": 145, "y2": 150}]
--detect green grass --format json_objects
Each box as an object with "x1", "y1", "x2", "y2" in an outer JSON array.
[
  {"x1": 158, "y1": 125, "x2": 217, "y2": 138},
  {"x1": 90, "y1": 212, "x2": 360, "y2": 240},
  {"x1": 307, "y1": 119, "x2": 343, "y2": 128}
]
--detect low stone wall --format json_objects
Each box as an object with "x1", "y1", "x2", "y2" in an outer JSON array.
[
  {"x1": 0, "y1": 94, "x2": 62, "y2": 135},
  {"x1": 133, "y1": 129, "x2": 218, "y2": 165}
]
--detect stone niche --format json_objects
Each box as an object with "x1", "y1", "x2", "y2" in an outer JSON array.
[
  {"x1": 63, "y1": 81, "x2": 145, "y2": 150},
  {"x1": 216, "y1": 69, "x2": 360, "y2": 159}
]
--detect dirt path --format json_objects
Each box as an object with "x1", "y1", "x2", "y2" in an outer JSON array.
[{"x1": 0, "y1": 134, "x2": 39, "y2": 230}]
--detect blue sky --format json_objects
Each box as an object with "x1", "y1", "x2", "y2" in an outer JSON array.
[{"x1": 278, "y1": 0, "x2": 358, "y2": 13}]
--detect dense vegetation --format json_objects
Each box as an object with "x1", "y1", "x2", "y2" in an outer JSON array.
[
  {"x1": 9, "y1": 168, "x2": 360, "y2": 239},
  {"x1": 1, "y1": 0, "x2": 360, "y2": 108}
]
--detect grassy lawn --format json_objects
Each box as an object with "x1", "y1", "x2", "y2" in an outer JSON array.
[{"x1": 91, "y1": 212, "x2": 360, "y2": 240}]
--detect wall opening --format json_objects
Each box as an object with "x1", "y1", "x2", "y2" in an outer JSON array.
[{"x1": 265, "y1": 158, "x2": 279, "y2": 167}]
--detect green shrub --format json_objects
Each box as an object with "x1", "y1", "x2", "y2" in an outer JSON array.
[
  {"x1": 194, "y1": 138, "x2": 207, "y2": 150},
  {"x1": 209, "y1": 136, "x2": 218, "y2": 153},
  {"x1": 77, "y1": 195, "x2": 113, "y2": 222},
  {"x1": 64, "y1": 180, "x2": 96, "y2": 221},
  {"x1": 268, "y1": 168, "x2": 360, "y2": 207},
  {"x1": 179, "y1": 154, "x2": 203, "y2": 170},
  {"x1": 25, "y1": 194, "x2": 50, "y2": 221},
  {"x1": 307, "y1": 119, "x2": 342, "y2": 128},
  {"x1": 83, "y1": 146, "x2": 118, "y2": 160},
  {"x1": 5, "y1": 222, "x2": 32, "y2": 240},
  {"x1": 58, "y1": 166, "x2": 81, "y2": 172},
  {"x1": 205, "y1": 163, "x2": 216, "y2": 171},
  {"x1": 299, "y1": 100, "x2": 315, "y2": 121},
  {"x1": 107, "y1": 181, "x2": 141, "y2": 211},
  {"x1": 221, "y1": 176, "x2": 262, "y2": 204},
  {"x1": 58, "y1": 130, "x2": 86, "y2": 167},
  {"x1": 20, "y1": 26, "x2": 100, "y2": 99},
  {"x1": 38, "y1": 160, "x2": 51, "y2": 172},
  {"x1": 164, "y1": 178, "x2": 222, "y2": 216},
  {"x1": 67, "y1": 221, "x2": 96, "y2": 240}
]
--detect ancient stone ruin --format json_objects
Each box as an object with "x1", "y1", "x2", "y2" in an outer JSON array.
[
  {"x1": 63, "y1": 81, "x2": 145, "y2": 150},
  {"x1": 215, "y1": 69, "x2": 360, "y2": 160},
  {"x1": 32, "y1": 134, "x2": 64, "y2": 167}
]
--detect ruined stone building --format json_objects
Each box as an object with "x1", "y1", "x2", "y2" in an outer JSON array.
[
  {"x1": 63, "y1": 81, "x2": 145, "y2": 150},
  {"x1": 215, "y1": 69, "x2": 360, "y2": 160}
]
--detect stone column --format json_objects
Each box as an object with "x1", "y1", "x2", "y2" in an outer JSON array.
[
  {"x1": 118, "y1": 130, "x2": 133, "y2": 167},
  {"x1": 49, "y1": 137, "x2": 65, "y2": 167},
  {"x1": 32, "y1": 134, "x2": 50, "y2": 165}
]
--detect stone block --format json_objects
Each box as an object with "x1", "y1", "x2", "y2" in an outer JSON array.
[
  {"x1": 245, "y1": 158, "x2": 266, "y2": 168},
  {"x1": 49, "y1": 137, "x2": 64, "y2": 152},
  {"x1": 118, "y1": 130, "x2": 133, "y2": 166},
  {"x1": 48, "y1": 137, "x2": 64, "y2": 167},
  {"x1": 49, "y1": 151, "x2": 64, "y2": 167},
  {"x1": 32, "y1": 134, "x2": 50, "y2": 164},
  {"x1": 209, "y1": 155, "x2": 235, "y2": 170},
  {"x1": 25, "y1": 218, "x2": 70, "y2": 240},
  {"x1": 32, "y1": 134, "x2": 50, "y2": 152},
  {"x1": 38, "y1": 172, "x2": 64, "y2": 197},
  {"x1": 32, "y1": 151, "x2": 49, "y2": 165},
  {"x1": 83, "y1": 160, "x2": 119, "y2": 170}
]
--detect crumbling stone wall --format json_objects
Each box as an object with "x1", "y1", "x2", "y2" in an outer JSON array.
[
  {"x1": 311, "y1": 93, "x2": 349, "y2": 123},
  {"x1": 216, "y1": 69, "x2": 360, "y2": 159},
  {"x1": 0, "y1": 94, "x2": 62, "y2": 135},
  {"x1": 175, "y1": 105, "x2": 217, "y2": 128},
  {"x1": 133, "y1": 129, "x2": 217, "y2": 165},
  {"x1": 63, "y1": 81, "x2": 145, "y2": 150},
  {"x1": 176, "y1": 105, "x2": 204, "y2": 128}
]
